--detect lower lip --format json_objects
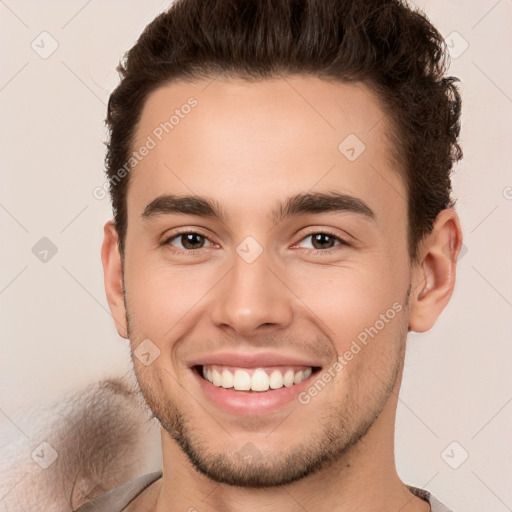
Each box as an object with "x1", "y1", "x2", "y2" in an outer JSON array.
[{"x1": 192, "y1": 367, "x2": 319, "y2": 415}]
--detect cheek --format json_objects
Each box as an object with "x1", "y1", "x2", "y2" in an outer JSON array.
[
  {"x1": 123, "y1": 254, "x2": 218, "y2": 340},
  {"x1": 288, "y1": 258, "x2": 408, "y2": 344}
]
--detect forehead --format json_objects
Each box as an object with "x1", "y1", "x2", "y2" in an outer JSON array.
[{"x1": 127, "y1": 76, "x2": 405, "y2": 225}]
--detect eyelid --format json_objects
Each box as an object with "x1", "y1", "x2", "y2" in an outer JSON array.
[
  {"x1": 162, "y1": 227, "x2": 352, "y2": 253},
  {"x1": 292, "y1": 228, "x2": 352, "y2": 250},
  {"x1": 162, "y1": 227, "x2": 217, "y2": 251}
]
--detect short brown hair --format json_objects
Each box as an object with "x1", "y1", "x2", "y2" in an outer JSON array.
[{"x1": 105, "y1": 0, "x2": 462, "y2": 261}]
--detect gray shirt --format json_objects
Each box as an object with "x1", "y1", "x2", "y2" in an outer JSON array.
[{"x1": 75, "y1": 472, "x2": 453, "y2": 511}]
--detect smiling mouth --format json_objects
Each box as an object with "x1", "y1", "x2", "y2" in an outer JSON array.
[{"x1": 193, "y1": 365, "x2": 322, "y2": 392}]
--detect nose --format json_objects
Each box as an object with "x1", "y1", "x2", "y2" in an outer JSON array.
[{"x1": 210, "y1": 249, "x2": 294, "y2": 337}]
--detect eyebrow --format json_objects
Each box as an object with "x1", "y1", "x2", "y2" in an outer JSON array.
[
  {"x1": 274, "y1": 191, "x2": 375, "y2": 224},
  {"x1": 141, "y1": 192, "x2": 376, "y2": 224}
]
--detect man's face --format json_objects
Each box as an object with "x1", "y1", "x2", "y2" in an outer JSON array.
[{"x1": 120, "y1": 76, "x2": 413, "y2": 486}]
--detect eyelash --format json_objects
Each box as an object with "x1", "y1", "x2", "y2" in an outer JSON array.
[
  {"x1": 294, "y1": 229, "x2": 351, "y2": 254},
  {"x1": 162, "y1": 228, "x2": 351, "y2": 255},
  {"x1": 163, "y1": 228, "x2": 216, "y2": 254}
]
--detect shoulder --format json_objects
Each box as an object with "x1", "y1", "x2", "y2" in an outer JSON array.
[
  {"x1": 75, "y1": 471, "x2": 163, "y2": 512},
  {"x1": 407, "y1": 485, "x2": 454, "y2": 512}
]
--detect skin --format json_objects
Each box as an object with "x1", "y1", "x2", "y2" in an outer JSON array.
[{"x1": 102, "y1": 76, "x2": 462, "y2": 511}]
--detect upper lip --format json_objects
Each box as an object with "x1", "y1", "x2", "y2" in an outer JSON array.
[{"x1": 187, "y1": 351, "x2": 323, "y2": 369}]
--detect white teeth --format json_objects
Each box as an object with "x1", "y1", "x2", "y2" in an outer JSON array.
[
  {"x1": 202, "y1": 366, "x2": 314, "y2": 391},
  {"x1": 221, "y1": 369, "x2": 234, "y2": 388},
  {"x1": 212, "y1": 369, "x2": 222, "y2": 387},
  {"x1": 293, "y1": 370, "x2": 304, "y2": 384},
  {"x1": 251, "y1": 369, "x2": 270, "y2": 392},
  {"x1": 269, "y1": 370, "x2": 284, "y2": 389},
  {"x1": 233, "y1": 369, "x2": 251, "y2": 390},
  {"x1": 283, "y1": 369, "x2": 295, "y2": 387}
]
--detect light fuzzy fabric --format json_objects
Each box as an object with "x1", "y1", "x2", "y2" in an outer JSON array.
[{"x1": 0, "y1": 376, "x2": 161, "y2": 512}]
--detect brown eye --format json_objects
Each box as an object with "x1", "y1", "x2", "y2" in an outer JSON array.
[
  {"x1": 296, "y1": 231, "x2": 348, "y2": 251},
  {"x1": 167, "y1": 232, "x2": 211, "y2": 250},
  {"x1": 181, "y1": 233, "x2": 205, "y2": 249},
  {"x1": 310, "y1": 233, "x2": 338, "y2": 249}
]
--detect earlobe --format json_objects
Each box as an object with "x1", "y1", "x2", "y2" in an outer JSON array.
[
  {"x1": 408, "y1": 209, "x2": 463, "y2": 333},
  {"x1": 101, "y1": 221, "x2": 129, "y2": 339}
]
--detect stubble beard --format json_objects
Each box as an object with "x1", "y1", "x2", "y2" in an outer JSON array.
[{"x1": 129, "y1": 332, "x2": 406, "y2": 488}]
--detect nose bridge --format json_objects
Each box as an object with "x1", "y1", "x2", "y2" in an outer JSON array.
[{"x1": 210, "y1": 244, "x2": 293, "y2": 335}]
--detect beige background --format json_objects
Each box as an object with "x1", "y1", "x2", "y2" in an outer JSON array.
[{"x1": 1, "y1": 1, "x2": 511, "y2": 510}]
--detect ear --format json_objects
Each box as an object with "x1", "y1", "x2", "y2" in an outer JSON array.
[
  {"x1": 101, "y1": 221, "x2": 128, "y2": 339},
  {"x1": 408, "y1": 208, "x2": 463, "y2": 333}
]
